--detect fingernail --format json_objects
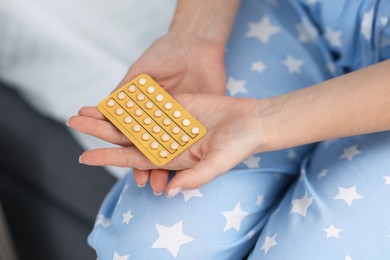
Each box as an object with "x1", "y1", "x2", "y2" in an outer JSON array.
[
  {"x1": 66, "y1": 120, "x2": 70, "y2": 127},
  {"x1": 167, "y1": 187, "x2": 183, "y2": 198},
  {"x1": 79, "y1": 156, "x2": 83, "y2": 164},
  {"x1": 137, "y1": 183, "x2": 146, "y2": 188},
  {"x1": 153, "y1": 190, "x2": 163, "y2": 196}
]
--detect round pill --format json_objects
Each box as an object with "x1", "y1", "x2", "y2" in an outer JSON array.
[
  {"x1": 159, "y1": 150, "x2": 168, "y2": 158},
  {"x1": 144, "y1": 117, "x2": 152, "y2": 125},
  {"x1": 191, "y1": 127, "x2": 200, "y2": 135},
  {"x1": 181, "y1": 134, "x2": 189, "y2": 142},
  {"x1": 163, "y1": 118, "x2": 171, "y2": 126},
  {"x1": 135, "y1": 109, "x2": 143, "y2": 117},
  {"x1": 128, "y1": 84, "x2": 137, "y2": 93},
  {"x1": 118, "y1": 91, "x2": 126, "y2": 100},
  {"x1": 154, "y1": 110, "x2": 163, "y2": 118},
  {"x1": 173, "y1": 110, "x2": 181, "y2": 118},
  {"x1": 124, "y1": 116, "x2": 133, "y2": 124},
  {"x1": 156, "y1": 94, "x2": 164, "y2": 102},
  {"x1": 164, "y1": 102, "x2": 173, "y2": 110},
  {"x1": 151, "y1": 141, "x2": 159, "y2": 150},
  {"x1": 107, "y1": 99, "x2": 115, "y2": 107},
  {"x1": 152, "y1": 125, "x2": 161, "y2": 133},
  {"x1": 138, "y1": 78, "x2": 147, "y2": 85},
  {"x1": 133, "y1": 125, "x2": 141, "y2": 132},
  {"x1": 161, "y1": 134, "x2": 170, "y2": 142},
  {"x1": 137, "y1": 93, "x2": 145, "y2": 101},
  {"x1": 147, "y1": 86, "x2": 155, "y2": 94},
  {"x1": 115, "y1": 108, "x2": 124, "y2": 115},
  {"x1": 182, "y1": 119, "x2": 190, "y2": 126},
  {"x1": 142, "y1": 133, "x2": 150, "y2": 141},
  {"x1": 170, "y1": 142, "x2": 179, "y2": 150},
  {"x1": 126, "y1": 100, "x2": 135, "y2": 108},
  {"x1": 145, "y1": 101, "x2": 154, "y2": 109},
  {"x1": 172, "y1": 126, "x2": 180, "y2": 134}
]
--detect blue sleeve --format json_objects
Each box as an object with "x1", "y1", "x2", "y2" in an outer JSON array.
[{"x1": 300, "y1": 0, "x2": 390, "y2": 74}]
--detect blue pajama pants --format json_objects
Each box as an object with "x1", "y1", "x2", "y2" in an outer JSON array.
[{"x1": 88, "y1": 0, "x2": 390, "y2": 259}]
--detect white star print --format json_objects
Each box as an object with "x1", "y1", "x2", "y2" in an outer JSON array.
[
  {"x1": 334, "y1": 186, "x2": 363, "y2": 206},
  {"x1": 113, "y1": 251, "x2": 129, "y2": 260},
  {"x1": 317, "y1": 169, "x2": 328, "y2": 179},
  {"x1": 181, "y1": 189, "x2": 203, "y2": 202},
  {"x1": 324, "y1": 27, "x2": 342, "y2": 48},
  {"x1": 345, "y1": 255, "x2": 353, "y2": 260},
  {"x1": 222, "y1": 202, "x2": 249, "y2": 232},
  {"x1": 151, "y1": 221, "x2": 194, "y2": 258},
  {"x1": 247, "y1": 230, "x2": 257, "y2": 238},
  {"x1": 256, "y1": 195, "x2": 264, "y2": 207},
  {"x1": 380, "y1": 17, "x2": 389, "y2": 27},
  {"x1": 323, "y1": 224, "x2": 342, "y2": 238},
  {"x1": 383, "y1": 176, "x2": 390, "y2": 185},
  {"x1": 381, "y1": 36, "x2": 390, "y2": 48},
  {"x1": 246, "y1": 16, "x2": 281, "y2": 43},
  {"x1": 243, "y1": 155, "x2": 261, "y2": 168},
  {"x1": 287, "y1": 150, "x2": 298, "y2": 160},
  {"x1": 122, "y1": 210, "x2": 133, "y2": 225},
  {"x1": 261, "y1": 234, "x2": 278, "y2": 254},
  {"x1": 251, "y1": 61, "x2": 267, "y2": 73},
  {"x1": 340, "y1": 145, "x2": 361, "y2": 161},
  {"x1": 327, "y1": 63, "x2": 336, "y2": 75},
  {"x1": 226, "y1": 77, "x2": 247, "y2": 96},
  {"x1": 296, "y1": 18, "x2": 318, "y2": 43},
  {"x1": 290, "y1": 193, "x2": 313, "y2": 217},
  {"x1": 323, "y1": 139, "x2": 337, "y2": 148},
  {"x1": 95, "y1": 214, "x2": 111, "y2": 228},
  {"x1": 361, "y1": 9, "x2": 374, "y2": 40},
  {"x1": 283, "y1": 55, "x2": 303, "y2": 74}
]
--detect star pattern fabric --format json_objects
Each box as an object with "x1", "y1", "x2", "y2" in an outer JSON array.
[
  {"x1": 290, "y1": 193, "x2": 314, "y2": 217},
  {"x1": 246, "y1": 16, "x2": 280, "y2": 43},
  {"x1": 323, "y1": 224, "x2": 342, "y2": 238},
  {"x1": 226, "y1": 77, "x2": 247, "y2": 96},
  {"x1": 260, "y1": 234, "x2": 278, "y2": 255},
  {"x1": 88, "y1": 0, "x2": 390, "y2": 259},
  {"x1": 242, "y1": 155, "x2": 261, "y2": 168},
  {"x1": 122, "y1": 210, "x2": 133, "y2": 225},
  {"x1": 340, "y1": 145, "x2": 361, "y2": 161},
  {"x1": 180, "y1": 189, "x2": 203, "y2": 202},
  {"x1": 151, "y1": 221, "x2": 194, "y2": 258},
  {"x1": 222, "y1": 202, "x2": 249, "y2": 232},
  {"x1": 334, "y1": 186, "x2": 364, "y2": 206},
  {"x1": 283, "y1": 55, "x2": 304, "y2": 74},
  {"x1": 112, "y1": 251, "x2": 129, "y2": 260}
]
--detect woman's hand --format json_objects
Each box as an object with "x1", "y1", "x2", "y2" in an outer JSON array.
[
  {"x1": 112, "y1": 31, "x2": 228, "y2": 194},
  {"x1": 68, "y1": 94, "x2": 267, "y2": 197},
  {"x1": 116, "y1": 32, "x2": 226, "y2": 96}
]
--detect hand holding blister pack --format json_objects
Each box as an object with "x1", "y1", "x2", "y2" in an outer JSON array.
[{"x1": 97, "y1": 74, "x2": 207, "y2": 166}]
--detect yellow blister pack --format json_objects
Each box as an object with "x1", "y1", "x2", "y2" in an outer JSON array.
[{"x1": 97, "y1": 74, "x2": 207, "y2": 166}]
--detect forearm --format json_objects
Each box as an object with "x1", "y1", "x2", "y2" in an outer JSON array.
[
  {"x1": 258, "y1": 60, "x2": 390, "y2": 152},
  {"x1": 169, "y1": 0, "x2": 241, "y2": 47}
]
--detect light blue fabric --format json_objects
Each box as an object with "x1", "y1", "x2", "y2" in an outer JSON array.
[{"x1": 88, "y1": 0, "x2": 390, "y2": 259}]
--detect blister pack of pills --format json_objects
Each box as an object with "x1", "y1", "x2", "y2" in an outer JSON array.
[{"x1": 97, "y1": 74, "x2": 207, "y2": 166}]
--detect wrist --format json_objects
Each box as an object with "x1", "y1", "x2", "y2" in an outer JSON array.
[
  {"x1": 254, "y1": 98, "x2": 281, "y2": 153},
  {"x1": 169, "y1": 0, "x2": 240, "y2": 47}
]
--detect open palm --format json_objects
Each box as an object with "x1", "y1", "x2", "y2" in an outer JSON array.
[{"x1": 68, "y1": 94, "x2": 265, "y2": 197}]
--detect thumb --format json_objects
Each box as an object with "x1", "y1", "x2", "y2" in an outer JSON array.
[{"x1": 165, "y1": 153, "x2": 231, "y2": 198}]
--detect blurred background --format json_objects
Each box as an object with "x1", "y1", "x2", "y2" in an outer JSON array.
[{"x1": 0, "y1": 0, "x2": 175, "y2": 259}]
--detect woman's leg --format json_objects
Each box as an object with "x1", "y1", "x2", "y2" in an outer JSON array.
[{"x1": 249, "y1": 131, "x2": 390, "y2": 259}]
